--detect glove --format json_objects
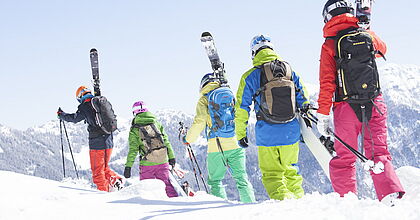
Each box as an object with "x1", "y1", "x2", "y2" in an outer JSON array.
[
  {"x1": 57, "y1": 107, "x2": 63, "y2": 119},
  {"x1": 168, "y1": 158, "x2": 176, "y2": 167},
  {"x1": 238, "y1": 137, "x2": 249, "y2": 148},
  {"x1": 182, "y1": 136, "x2": 189, "y2": 145},
  {"x1": 124, "y1": 167, "x2": 131, "y2": 179},
  {"x1": 316, "y1": 113, "x2": 331, "y2": 137},
  {"x1": 301, "y1": 103, "x2": 312, "y2": 114}
]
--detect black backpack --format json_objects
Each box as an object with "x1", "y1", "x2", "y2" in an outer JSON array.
[
  {"x1": 131, "y1": 122, "x2": 168, "y2": 163},
  {"x1": 331, "y1": 27, "x2": 382, "y2": 103},
  {"x1": 253, "y1": 60, "x2": 296, "y2": 124},
  {"x1": 90, "y1": 96, "x2": 118, "y2": 134}
]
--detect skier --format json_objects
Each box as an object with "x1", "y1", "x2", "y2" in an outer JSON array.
[
  {"x1": 235, "y1": 35, "x2": 310, "y2": 201},
  {"x1": 124, "y1": 101, "x2": 178, "y2": 197},
  {"x1": 183, "y1": 73, "x2": 256, "y2": 203},
  {"x1": 57, "y1": 86, "x2": 122, "y2": 192},
  {"x1": 317, "y1": 0, "x2": 405, "y2": 203}
]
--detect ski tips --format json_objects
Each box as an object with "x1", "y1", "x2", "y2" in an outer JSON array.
[
  {"x1": 201, "y1": 32, "x2": 212, "y2": 38},
  {"x1": 90, "y1": 48, "x2": 97, "y2": 53}
]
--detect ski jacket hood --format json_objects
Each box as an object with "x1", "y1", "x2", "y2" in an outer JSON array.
[
  {"x1": 133, "y1": 111, "x2": 157, "y2": 125},
  {"x1": 252, "y1": 48, "x2": 281, "y2": 67},
  {"x1": 323, "y1": 13, "x2": 359, "y2": 38},
  {"x1": 200, "y1": 81, "x2": 220, "y2": 96}
]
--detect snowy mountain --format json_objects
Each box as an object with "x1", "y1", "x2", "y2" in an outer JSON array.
[
  {"x1": 1, "y1": 166, "x2": 420, "y2": 220},
  {"x1": 0, "y1": 63, "x2": 419, "y2": 202}
]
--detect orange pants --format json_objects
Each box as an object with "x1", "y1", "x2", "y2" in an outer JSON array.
[{"x1": 89, "y1": 148, "x2": 120, "y2": 192}]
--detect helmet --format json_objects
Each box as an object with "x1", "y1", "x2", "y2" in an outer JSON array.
[
  {"x1": 322, "y1": 0, "x2": 354, "y2": 23},
  {"x1": 250, "y1": 34, "x2": 274, "y2": 59},
  {"x1": 76, "y1": 86, "x2": 92, "y2": 103},
  {"x1": 199, "y1": 73, "x2": 218, "y2": 90},
  {"x1": 132, "y1": 101, "x2": 148, "y2": 115}
]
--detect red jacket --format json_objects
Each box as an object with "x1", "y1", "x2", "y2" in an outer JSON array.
[{"x1": 317, "y1": 14, "x2": 387, "y2": 115}]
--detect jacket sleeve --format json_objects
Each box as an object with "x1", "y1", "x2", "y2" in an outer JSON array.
[
  {"x1": 125, "y1": 127, "x2": 141, "y2": 167},
  {"x1": 158, "y1": 122, "x2": 175, "y2": 160},
  {"x1": 292, "y1": 70, "x2": 310, "y2": 108},
  {"x1": 59, "y1": 108, "x2": 86, "y2": 123},
  {"x1": 317, "y1": 39, "x2": 337, "y2": 116},
  {"x1": 235, "y1": 68, "x2": 257, "y2": 140},
  {"x1": 185, "y1": 96, "x2": 208, "y2": 143},
  {"x1": 369, "y1": 30, "x2": 387, "y2": 57}
]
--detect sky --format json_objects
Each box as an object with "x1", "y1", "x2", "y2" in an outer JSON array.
[
  {"x1": 0, "y1": 0, "x2": 419, "y2": 129},
  {"x1": 1, "y1": 166, "x2": 420, "y2": 219}
]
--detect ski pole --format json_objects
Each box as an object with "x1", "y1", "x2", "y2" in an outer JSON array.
[
  {"x1": 187, "y1": 143, "x2": 209, "y2": 193},
  {"x1": 61, "y1": 120, "x2": 79, "y2": 179},
  {"x1": 59, "y1": 119, "x2": 66, "y2": 178},
  {"x1": 186, "y1": 146, "x2": 200, "y2": 190},
  {"x1": 179, "y1": 122, "x2": 209, "y2": 193},
  {"x1": 303, "y1": 111, "x2": 384, "y2": 174}
]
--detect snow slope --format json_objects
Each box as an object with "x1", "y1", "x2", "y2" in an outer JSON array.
[{"x1": 1, "y1": 166, "x2": 419, "y2": 220}]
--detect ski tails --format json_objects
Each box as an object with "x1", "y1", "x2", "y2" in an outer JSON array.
[
  {"x1": 200, "y1": 32, "x2": 227, "y2": 85},
  {"x1": 169, "y1": 170, "x2": 188, "y2": 197},
  {"x1": 89, "y1": 48, "x2": 101, "y2": 96},
  {"x1": 299, "y1": 114, "x2": 333, "y2": 181}
]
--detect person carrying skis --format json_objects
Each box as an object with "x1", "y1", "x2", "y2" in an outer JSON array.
[
  {"x1": 183, "y1": 74, "x2": 256, "y2": 203},
  {"x1": 235, "y1": 35, "x2": 310, "y2": 201},
  {"x1": 317, "y1": 0, "x2": 404, "y2": 203},
  {"x1": 57, "y1": 86, "x2": 122, "y2": 192},
  {"x1": 124, "y1": 101, "x2": 178, "y2": 197}
]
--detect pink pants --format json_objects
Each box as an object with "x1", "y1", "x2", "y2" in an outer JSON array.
[
  {"x1": 330, "y1": 94, "x2": 404, "y2": 201},
  {"x1": 140, "y1": 162, "x2": 178, "y2": 197}
]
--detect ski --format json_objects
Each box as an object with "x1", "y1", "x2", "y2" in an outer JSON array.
[
  {"x1": 89, "y1": 48, "x2": 101, "y2": 96},
  {"x1": 169, "y1": 170, "x2": 188, "y2": 197},
  {"x1": 299, "y1": 114, "x2": 333, "y2": 181},
  {"x1": 200, "y1": 32, "x2": 227, "y2": 85},
  {"x1": 355, "y1": 0, "x2": 373, "y2": 29}
]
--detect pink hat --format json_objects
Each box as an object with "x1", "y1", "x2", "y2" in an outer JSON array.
[{"x1": 132, "y1": 101, "x2": 148, "y2": 115}]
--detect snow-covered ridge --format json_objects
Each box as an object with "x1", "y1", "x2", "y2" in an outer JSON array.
[{"x1": 380, "y1": 63, "x2": 420, "y2": 109}]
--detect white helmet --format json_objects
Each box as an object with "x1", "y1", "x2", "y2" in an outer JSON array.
[{"x1": 250, "y1": 34, "x2": 274, "y2": 59}]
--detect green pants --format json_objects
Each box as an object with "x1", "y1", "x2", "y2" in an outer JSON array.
[
  {"x1": 207, "y1": 148, "x2": 256, "y2": 203},
  {"x1": 258, "y1": 142, "x2": 304, "y2": 200}
]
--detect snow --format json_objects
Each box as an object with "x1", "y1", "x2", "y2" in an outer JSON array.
[
  {"x1": 1, "y1": 166, "x2": 419, "y2": 220},
  {"x1": 0, "y1": 147, "x2": 3, "y2": 153}
]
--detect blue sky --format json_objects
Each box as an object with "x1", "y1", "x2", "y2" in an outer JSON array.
[{"x1": 0, "y1": 0, "x2": 419, "y2": 129}]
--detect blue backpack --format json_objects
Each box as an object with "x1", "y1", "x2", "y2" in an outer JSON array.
[{"x1": 207, "y1": 86, "x2": 236, "y2": 138}]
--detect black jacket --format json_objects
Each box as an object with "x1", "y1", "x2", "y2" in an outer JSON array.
[{"x1": 60, "y1": 99, "x2": 113, "y2": 150}]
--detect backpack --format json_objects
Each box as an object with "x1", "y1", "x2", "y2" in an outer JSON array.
[
  {"x1": 253, "y1": 60, "x2": 296, "y2": 124},
  {"x1": 207, "y1": 86, "x2": 236, "y2": 138},
  {"x1": 90, "y1": 96, "x2": 118, "y2": 134},
  {"x1": 131, "y1": 122, "x2": 168, "y2": 163},
  {"x1": 331, "y1": 27, "x2": 381, "y2": 103}
]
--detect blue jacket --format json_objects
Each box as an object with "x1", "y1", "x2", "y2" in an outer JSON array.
[{"x1": 235, "y1": 48, "x2": 309, "y2": 147}]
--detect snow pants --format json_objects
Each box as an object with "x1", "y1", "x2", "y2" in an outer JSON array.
[
  {"x1": 258, "y1": 142, "x2": 304, "y2": 200},
  {"x1": 140, "y1": 162, "x2": 178, "y2": 197},
  {"x1": 89, "y1": 148, "x2": 121, "y2": 192},
  {"x1": 207, "y1": 148, "x2": 256, "y2": 203},
  {"x1": 331, "y1": 94, "x2": 405, "y2": 201}
]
